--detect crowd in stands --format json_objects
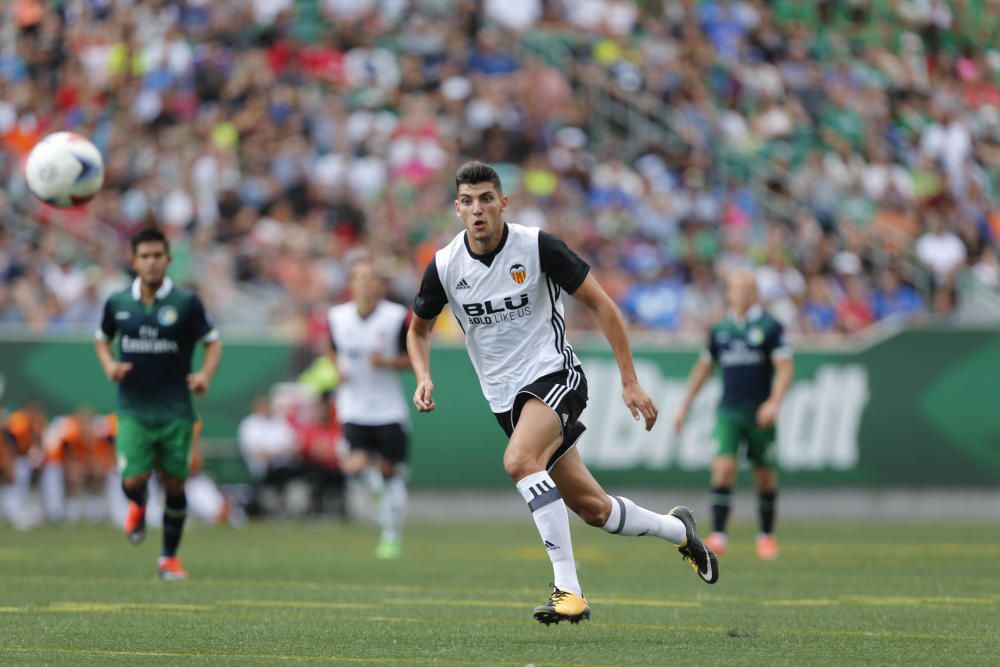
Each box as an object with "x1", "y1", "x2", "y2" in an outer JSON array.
[{"x1": 2, "y1": 0, "x2": 1000, "y2": 342}]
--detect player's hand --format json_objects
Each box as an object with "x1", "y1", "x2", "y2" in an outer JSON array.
[
  {"x1": 370, "y1": 352, "x2": 388, "y2": 368},
  {"x1": 187, "y1": 371, "x2": 210, "y2": 397},
  {"x1": 673, "y1": 405, "x2": 688, "y2": 434},
  {"x1": 106, "y1": 362, "x2": 133, "y2": 383},
  {"x1": 413, "y1": 377, "x2": 436, "y2": 412},
  {"x1": 623, "y1": 380, "x2": 658, "y2": 431},
  {"x1": 756, "y1": 399, "x2": 779, "y2": 428}
]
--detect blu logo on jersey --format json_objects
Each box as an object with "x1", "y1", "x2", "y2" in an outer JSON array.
[{"x1": 462, "y1": 293, "x2": 532, "y2": 325}]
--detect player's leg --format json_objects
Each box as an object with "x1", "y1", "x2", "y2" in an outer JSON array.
[
  {"x1": 374, "y1": 424, "x2": 408, "y2": 559},
  {"x1": 706, "y1": 414, "x2": 741, "y2": 556},
  {"x1": 748, "y1": 423, "x2": 779, "y2": 560},
  {"x1": 503, "y1": 398, "x2": 590, "y2": 623},
  {"x1": 156, "y1": 419, "x2": 195, "y2": 580},
  {"x1": 116, "y1": 416, "x2": 155, "y2": 544},
  {"x1": 551, "y1": 448, "x2": 717, "y2": 584}
]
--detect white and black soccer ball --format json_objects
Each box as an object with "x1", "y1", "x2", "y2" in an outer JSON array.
[{"x1": 24, "y1": 131, "x2": 105, "y2": 208}]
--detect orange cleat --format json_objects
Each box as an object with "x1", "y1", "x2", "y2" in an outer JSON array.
[
  {"x1": 705, "y1": 532, "x2": 728, "y2": 557},
  {"x1": 124, "y1": 501, "x2": 146, "y2": 545},
  {"x1": 756, "y1": 534, "x2": 779, "y2": 560},
  {"x1": 157, "y1": 556, "x2": 188, "y2": 580}
]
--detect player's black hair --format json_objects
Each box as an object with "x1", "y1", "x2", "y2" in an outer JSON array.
[
  {"x1": 130, "y1": 227, "x2": 170, "y2": 254},
  {"x1": 455, "y1": 160, "x2": 502, "y2": 195}
]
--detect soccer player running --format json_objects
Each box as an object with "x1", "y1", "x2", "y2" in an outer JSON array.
[
  {"x1": 95, "y1": 227, "x2": 222, "y2": 580},
  {"x1": 327, "y1": 257, "x2": 412, "y2": 559},
  {"x1": 674, "y1": 270, "x2": 793, "y2": 560},
  {"x1": 408, "y1": 161, "x2": 718, "y2": 625}
]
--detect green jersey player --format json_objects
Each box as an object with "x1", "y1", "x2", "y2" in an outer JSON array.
[
  {"x1": 94, "y1": 227, "x2": 222, "y2": 580},
  {"x1": 674, "y1": 271, "x2": 793, "y2": 560}
]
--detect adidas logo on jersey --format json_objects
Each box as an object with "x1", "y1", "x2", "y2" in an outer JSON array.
[
  {"x1": 455, "y1": 278, "x2": 471, "y2": 290},
  {"x1": 543, "y1": 540, "x2": 560, "y2": 551}
]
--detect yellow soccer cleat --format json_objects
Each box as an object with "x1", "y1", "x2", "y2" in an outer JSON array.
[{"x1": 532, "y1": 585, "x2": 591, "y2": 625}]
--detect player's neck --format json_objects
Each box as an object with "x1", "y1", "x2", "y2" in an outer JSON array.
[
  {"x1": 140, "y1": 280, "x2": 163, "y2": 304},
  {"x1": 355, "y1": 300, "x2": 377, "y2": 318},
  {"x1": 466, "y1": 227, "x2": 505, "y2": 256}
]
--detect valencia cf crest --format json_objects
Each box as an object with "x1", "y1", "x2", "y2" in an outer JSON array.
[{"x1": 509, "y1": 263, "x2": 527, "y2": 284}]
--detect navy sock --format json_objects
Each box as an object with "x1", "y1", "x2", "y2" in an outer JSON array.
[
  {"x1": 711, "y1": 486, "x2": 732, "y2": 533},
  {"x1": 162, "y1": 492, "x2": 187, "y2": 558},
  {"x1": 759, "y1": 490, "x2": 777, "y2": 535}
]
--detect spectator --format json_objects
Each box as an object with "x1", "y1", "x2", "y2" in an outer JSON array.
[{"x1": 238, "y1": 395, "x2": 298, "y2": 516}]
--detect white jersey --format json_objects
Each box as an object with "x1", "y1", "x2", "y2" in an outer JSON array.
[
  {"x1": 327, "y1": 300, "x2": 410, "y2": 426},
  {"x1": 413, "y1": 223, "x2": 589, "y2": 412}
]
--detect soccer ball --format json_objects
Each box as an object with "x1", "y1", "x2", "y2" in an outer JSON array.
[{"x1": 24, "y1": 132, "x2": 105, "y2": 208}]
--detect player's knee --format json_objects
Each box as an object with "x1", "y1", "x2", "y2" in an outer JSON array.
[
  {"x1": 504, "y1": 453, "x2": 540, "y2": 481},
  {"x1": 570, "y1": 494, "x2": 610, "y2": 526},
  {"x1": 162, "y1": 476, "x2": 186, "y2": 495}
]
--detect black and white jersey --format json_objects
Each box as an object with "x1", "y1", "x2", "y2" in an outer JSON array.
[
  {"x1": 327, "y1": 300, "x2": 410, "y2": 426},
  {"x1": 413, "y1": 223, "x2": 590, "y2": 412}
]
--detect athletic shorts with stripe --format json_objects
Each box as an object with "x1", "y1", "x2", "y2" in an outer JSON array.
[{"x1": 493, "y1": 366, "x2": 588, "y2": 471}]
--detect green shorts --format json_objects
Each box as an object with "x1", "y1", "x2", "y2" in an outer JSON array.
[
  {"x1": 713, "y1": 411, "x2": 777, "y2": 468},
  {"x1": 116, "y1": 416, "x2": 194, "y2": 479}
]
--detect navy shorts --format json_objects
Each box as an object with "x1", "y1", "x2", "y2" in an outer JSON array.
[
  {"x1": 342, "y1": 423, "x2": 409, "y2": 464},
  {"x1": 493, "y1": 366, "x2": 588, "y2": 471}
]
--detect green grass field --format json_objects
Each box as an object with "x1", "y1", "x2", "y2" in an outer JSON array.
[{"x1": 1, "y1": 517, "x2": 998, "y2": 666}]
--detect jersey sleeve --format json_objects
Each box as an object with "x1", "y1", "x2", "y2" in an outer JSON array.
[
  {"x1": 96, "y1": 298, "x2": 116, "y2": 341},
  {"x1": 538, "y1": 231, "x2": 590, "y2": 294},
  {"x1": 189, "y1": 294, "x2": 220, "y2": 343},
  {"x1": 412, "y1": 259, "x2": 448, "y2": 319},
  {"x1": 702, "y1": 327, "x2": 719, "y2": 363},
  {"x1": 768, "y1": 320, "x2": 792, "y2": 360}
]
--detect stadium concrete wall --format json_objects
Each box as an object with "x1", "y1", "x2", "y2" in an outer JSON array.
[{"x1": 0, "y1": 329, "x2": 996, "y2": 488}]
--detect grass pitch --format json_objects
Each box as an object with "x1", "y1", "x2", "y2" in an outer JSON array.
[{"x1": 1, "y1": 516, "x2": 997, "y2": 666}]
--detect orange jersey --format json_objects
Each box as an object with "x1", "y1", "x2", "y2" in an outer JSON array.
[
  {"x1": 43, "y1": 415, "x2": 96, "y2": 464},
  {"x1": 5, "y1": 409, "x2": 46, "y2": 455}
]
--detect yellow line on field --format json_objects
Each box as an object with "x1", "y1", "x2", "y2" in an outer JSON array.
[
  {"x1": 0, "y1": 607, "x2": 23, "y2": 613},
  {"x1": 591, "y1": 598, "x2": 701, "y2": 608},
  {"x1": 382, "y1": 598, "x2": 525, "y2": 608},
  {"x1": 47, "y1": 602, "x2": 215, "y2": 613},
  {"x1": 0, "y1": 646, "x2": 565, "y2": 666},
  {"x1": 761, "y1": 599, "x2": 838, "y2": 607},
  {"x1": 221, "y1": 599, "x2": 379, "y2": 610}
]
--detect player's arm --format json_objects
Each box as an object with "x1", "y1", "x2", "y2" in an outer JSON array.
[
  {"x1": 757, "y1": 354, "x2": 793, "y2": 428},
  {"x1": 408, "y1": 259, "x2": 448, "y2": 413},
  {"x1": 674, "y1": 354, "x2": 715, "y2": 434},
  {"x1": 407, "y1": 314, "x2": 437, "y2": 412},
  {"x1": 186, "y1": 296, "x2": 222, "y2": 397},
  {"x1": 188, "y1": 338, "x2": 222, "y2": 397},
  {"x1": 94, "y1": 300, "x2": 132, "y2": 382},
  {"x1": 572, "y1": 273, "x2": 658, "y2": 431}
]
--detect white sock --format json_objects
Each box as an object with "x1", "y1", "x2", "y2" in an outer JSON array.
[
  {"x1": 516, "y1": 471, "x2": 581, "y2": 597},
  {"x1": 363, "y1": 467, "x2": 385, "y2": 495},
  {"x1": 379, "y1": 476, "x2": 407, "y2": 543},
  {"x1": 601, "y1": 495, "x2": 687, "y2": 544}
]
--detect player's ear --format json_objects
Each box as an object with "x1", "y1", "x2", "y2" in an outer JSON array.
[{"x1": 500, "y1": 194, "x2": 509, "y2": 211}]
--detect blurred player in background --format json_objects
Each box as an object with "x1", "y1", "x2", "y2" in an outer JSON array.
[
  {"x1": 408, "y1": 161, "x2": 718, "y2": 625},
  {"x1": 674, "y1": 270, "x2": 793, "y2": 560},
  {"x1": 327, "y1": 257, "x2": 411, "y2": 559},
  {"x1": 94, "y1": 227, "x2": 222, "y2": 580}
]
